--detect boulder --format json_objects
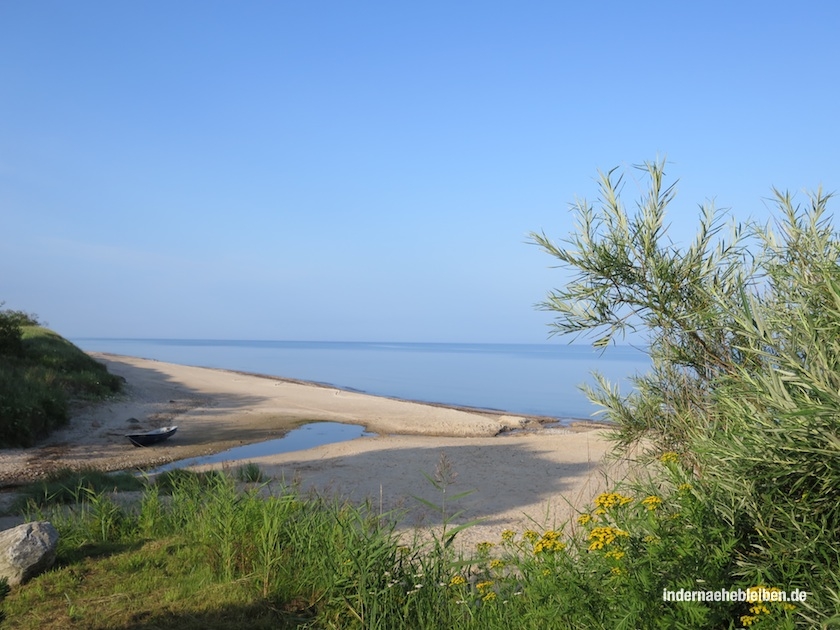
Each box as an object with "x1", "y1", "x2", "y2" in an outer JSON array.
[{"x1": 0, "y1": 521, "x2": 59, "y2": 586}]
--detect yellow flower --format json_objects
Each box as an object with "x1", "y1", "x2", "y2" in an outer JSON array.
[
  {"x1": 604, "y1": 549, "x2": 625, "y2": 560},
  {"x1": 641, "y1": 495, "x2": 662, "y2": 511},
  {"x1": 482, "y1": 591, "x2": 497, "y2": 602},
  {"x1": 523, "y1": 530, "x2": 539, "y2": 543},
  {"x1": 588, "y1": 526, "x2": 629, "y2": 548},
  {"x1": 541, "y1": 568, "x2": 551, "y2": 577},
  {"x1": 501, "y1": 529, "x2": 516, "y2": 543},
  {"x1": 476, "y1": 541, "x2": 495, "y2": 553},
  {"x1": 532, "y1": 530, "x2": 567, "y2": 554},
  {"x1": 678, "y1": 483, "x2": 692, "y2": 492},
  {"x1": 740, "y1": 614, "x2": 757, "y2": 626},
  {"x1": 449, "y1": 575, "x2": 466, "y2": 586},
  {"x1": 577, "y1": 513, "x2": 592, "y2": 525},
  {"x1": 594, "y1": 508, "x2": 606, "y2": 515},
  {"x1": 594, "y1": 492, "x2": 633, "y2": 509},
  {"x1": 610, "y1": 566, "x2": 622, "y2": 575},
  {"x1": 659, "y1": 452, "x2": 679, "y2": 464},
  {"x1": 534, "y1": 539, "x2": 566, "y2": 554},
  {"x1": 490, "y1": 559, "x2": 505, "y2": 569},
  {"x1": 476, "y1": 580, "x2": 493, "y2": 592}
]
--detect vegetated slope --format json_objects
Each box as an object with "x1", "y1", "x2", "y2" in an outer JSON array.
[{"x1": 0, "y1": 316, "x2": 122, "y2": 447}]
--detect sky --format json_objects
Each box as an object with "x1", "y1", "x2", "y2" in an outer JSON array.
[{"x1": 1, "y1": 1, "x2": 838, "y2": 343}]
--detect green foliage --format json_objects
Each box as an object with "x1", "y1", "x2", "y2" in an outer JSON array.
[
  {"x1": 531, "y1": 159, "x2": 840, "y2": 626},
  {"x1": 0, "y1": 577, "x2": 7, "y2": 624},
  {"x1": 13, "y1": 469, "x2": 145, "y2": 512},
  {"x1": 0, "y1": 306, "x2": 41, "y2": 356},
  {"x1": 6, "y1": 466, "x2": 807, "y2": 630},
  {"x1": 236, "y1": 462, "x2": 265, "y2": 483},
  {"x1": 0, "y1": 308, "x2": 41, "y2": 328},
  {"x1": 412, "y1": 452, "x2": 483, "y2": 551},
  {"x1": 0, "y1": 321, "x2": 122, "y2": 447}
]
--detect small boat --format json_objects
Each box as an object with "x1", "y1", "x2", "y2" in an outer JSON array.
[{"x1": 126, "y1": 426, "x2": 178, "y2": 447}]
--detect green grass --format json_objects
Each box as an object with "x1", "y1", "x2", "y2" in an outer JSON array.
[
  {"x1": 10, "y1": 469, "x2": 146, "y2": 513},
  {"x1": 1, "y1": 465, "x2": 830, "y2": 629},
  {"x1": 0, "y1": 326, "x2": 123, "y2": 447},
  {"x1": 235, "y1": 462, "x2": 266, "y2": 483}
]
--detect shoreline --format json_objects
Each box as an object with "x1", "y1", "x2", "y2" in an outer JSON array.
[
  {"x1": 92, "y1": 352, "x2": 614, "y2": 436},
  {"x1": 0, "y1": 353, "x2": 612, "y2": 486},
  {"x1": 210, "y1": 365, "x2": 603, "y2": 430},
  {"x1": 72, "y1": 339, "x2": 631, "y2": 420},
  {"x1": 0, "y1": 353, "x2": 625, "y2": 546}
]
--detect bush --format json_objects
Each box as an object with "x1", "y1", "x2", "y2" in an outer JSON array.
[
  {"x1": 0, "y1": 311, "x2": 24, "y2": 357},
  {"x1": 531, "y1": 159, "x2": 840, "y2": 626},
  {"x1": 0, "y1": 309, "x2": 41, "y2": 328}
]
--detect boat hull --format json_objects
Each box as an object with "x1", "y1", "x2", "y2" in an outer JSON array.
[{"x1": 126, "y1": 426, "x2": 178, "y2": 447}]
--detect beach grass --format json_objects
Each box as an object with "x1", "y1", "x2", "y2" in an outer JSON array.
[
  {"x1": 0, "y1": 323, "x2": 122, "y2": 448},
  {"x1": 1, "y1": 464, "x2": 822, "y2": 629},
  {"x1": 8, "y1": 469, "x2": 145, "y2": 514}
]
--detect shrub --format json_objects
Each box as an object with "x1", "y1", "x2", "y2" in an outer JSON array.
[
  {"x1": 531, "y1": 159, "x2": 840, "y2": 626},
  {"x1": 0, "y1": 309, "x2": 24, "y2": 356}
]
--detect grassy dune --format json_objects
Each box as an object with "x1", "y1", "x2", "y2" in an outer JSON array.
[{"x1": 0, "y1": 326, "x2": 122, "y2": 448}]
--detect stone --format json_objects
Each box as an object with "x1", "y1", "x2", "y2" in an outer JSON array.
[{"x1": 0, "y1": 521, "x2": 59, "y2": 587}]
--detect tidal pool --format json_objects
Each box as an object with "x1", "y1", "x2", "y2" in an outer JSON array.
[{"x1": 150, "y1": 421, "x2": 374, "y2": 474}]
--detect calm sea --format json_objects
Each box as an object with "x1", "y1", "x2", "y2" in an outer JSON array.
[{"x1": 72, "y1": 339, "x2": 650, "y2": 421}]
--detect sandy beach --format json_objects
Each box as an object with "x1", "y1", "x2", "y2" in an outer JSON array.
[{"x1": 0, "y1": 353, "x2": 626, "y2": 546}]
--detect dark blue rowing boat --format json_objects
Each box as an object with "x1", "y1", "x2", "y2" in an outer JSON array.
[{"x1": 126, "y1": 426, "x2": 178, "y2": 447}]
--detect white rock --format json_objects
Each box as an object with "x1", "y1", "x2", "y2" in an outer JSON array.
[{"x1": 0, "y1": 521, "x2": 59, "y2": 587}]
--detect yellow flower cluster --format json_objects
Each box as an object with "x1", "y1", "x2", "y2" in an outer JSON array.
[
  {"x1": 678, "y1": 483, "x2": 692, "y2": 492},
  {"x1": 641, "y1": 495, "x2": 662, "y2": 511},
  {"x1": 610, "y1": 567, "x2": 623, "y2": 576},
  {"x1": 740, "y1": 587, "x2": 796, "y2": 626},
  {"x1": 489, "y1": 559, "x2": 505, "y2": 569},
  {"x1": 449, "y1": 574, "x2": 466, "y2": 586},
  {"x1": 741, "y1": 602, "x2": 771, "y2": 627},
  {"x1": 588, "y1": 526, "x2": 629, "y2": 551},
  {"x1": 523, "y1": 530, "x2": 539, "y2": 543},
  {"x1": 659, "y1": 452, "x2": 679, "y2": 464},
  {"x1": 501, "y1": 529, "x2": 516, "y2": 543},
  {"x1": 594, "y1": 492, "x2": 633, "y2": 509},
  {"x1": 533, "y1": 530, "x2": 567, "y2": 554},
  {"x1": 604, "y1": 549, "x2": 625, "y2": 560},
  {"x1": 482, "y1": 591, "x2": 496, "y2": 602},
  {"x1": 476, "y1": 580, "x2": 494, "y2": 592},
  {"x1": 476, "y1": 541, "x2": 495, "y2": 553},
  {"x1": 577, "y1": 513, "x2": 592, "y2": 525}
]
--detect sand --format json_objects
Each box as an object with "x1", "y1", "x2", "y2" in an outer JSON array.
[{"x1": 0, "y1": 353, "x2": 628, "y2": 547}]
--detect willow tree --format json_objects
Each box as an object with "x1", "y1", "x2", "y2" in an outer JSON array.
[{"x1": 531, "y1": 160, "x2": 840, "y2": 624}]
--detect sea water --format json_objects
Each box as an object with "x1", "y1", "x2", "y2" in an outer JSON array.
[{"x1": 73, "y1": 339, "x2": 650, "y2": 420}]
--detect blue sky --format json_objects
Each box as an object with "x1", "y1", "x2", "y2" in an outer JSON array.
[{"x1": 1, "y1": 1, "x2": 838, "y2": 343}]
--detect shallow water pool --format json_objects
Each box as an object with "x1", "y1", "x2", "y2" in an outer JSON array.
[{"x1": 149, "y1": 421, "x2": 374, "y2": 474}]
